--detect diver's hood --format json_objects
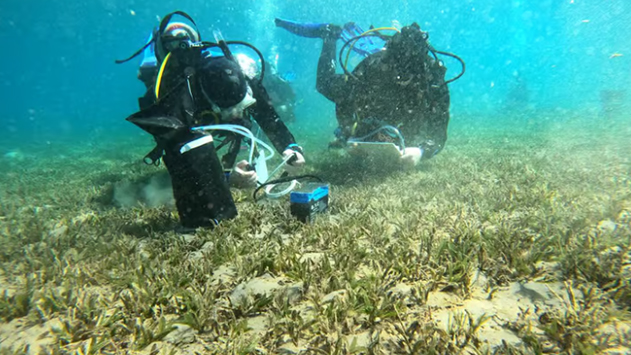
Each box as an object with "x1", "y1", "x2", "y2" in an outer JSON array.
[
  {"x1": 386, "y1": 23, "x2": 430, "y2": 59},
  {"x1": 216, "y1": 85, "x2": 257, "y2": 121},
  {"x1": 199, "y1": 57, "x2": 248, "y2": 109}
]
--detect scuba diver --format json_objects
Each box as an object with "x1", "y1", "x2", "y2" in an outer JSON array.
[
  {"x1": 262, "y1": 60, "x2": 298, "y2": 123},
  {"x1": 275, "y1": 19, "x2": 465, "y2": 166},
  {"x1": 136, "y1": 21, "x2": 201, "y2": 93},
  {"x1": 115, "y1": 12, "x2": 306, "y2": 230},
  {"x1": 235, "y1": 54, "x2": 298, "y2": 123},
  {"x1": 128, "y1": 22, "x2": 298, "y2": 124},
  {"x1": 114, "y1": 18, "x2": 201, "y2": 109}
]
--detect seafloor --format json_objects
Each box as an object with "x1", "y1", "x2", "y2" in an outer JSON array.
[{"x1": 1, "y1": 113, "x2": 630, "y2": 354}]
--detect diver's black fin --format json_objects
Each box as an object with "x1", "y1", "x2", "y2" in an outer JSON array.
[
  {"x1": 126, "y1": 103, "x2": 187, "y2": 137},
  {"x1": 275, "y1": 18, "x2": 329, "y2": 38}
]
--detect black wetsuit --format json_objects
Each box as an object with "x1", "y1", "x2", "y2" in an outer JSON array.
[
  {"x1": 317, "y1": 29, "x2": 450, "y2": 158},
  {"x1": 126, "y1": 51, "x2": 299, "y2": 229}
]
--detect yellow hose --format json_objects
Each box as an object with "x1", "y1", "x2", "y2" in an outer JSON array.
[
  {"x1": 363, "y1": 26, "x2": 400, "y2": 35},
  {"x1": 155, "y1": 52, "x2": 172, "y2": 100}
]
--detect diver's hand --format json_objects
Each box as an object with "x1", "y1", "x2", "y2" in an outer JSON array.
[
  {"x1": 282, "y1": 149, "x2": 305, "y2": 174},
  {"x1": 400, "y1": 147, "x2": 423, "y2": 166},
  {"x1": 231, "y1": 160, "x2": 258, "y2": 188}
]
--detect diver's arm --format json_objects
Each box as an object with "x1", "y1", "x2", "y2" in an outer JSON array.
[{"x1": 248, "y1": 79, "x2": 301, "y2": 154}]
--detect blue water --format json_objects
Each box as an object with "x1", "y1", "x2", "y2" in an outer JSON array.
[{"x1": 1, "y1": 0, "x2": 630, "y2": 147}]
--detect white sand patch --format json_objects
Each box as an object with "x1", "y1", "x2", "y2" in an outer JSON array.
[{"x1": 0, "y1": 318, "x2": 53, "y2": 353}]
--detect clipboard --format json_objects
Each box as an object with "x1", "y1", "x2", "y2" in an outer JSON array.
[{"x1": 346, "y1": 142, "x2": 403, "y2": 163}]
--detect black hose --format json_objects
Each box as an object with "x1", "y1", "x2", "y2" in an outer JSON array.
[
  {"x1": 340, "y1": 35, "x2": 465, "y2": 86},
  {"x1": 225, "y1": 41, "x2": 267, "y2": 82},
  {"x1": 115, "y1": 39, "x2": 155, "y2": 64},
  {"x1": 200, "y1": 41, "x2": 220, "y2": 49},
  {"x1": 430, "y1": 48, "x2": 466, "y2": 85},
  {"x1": 200, "y1": 41, "x2": 267, "y2": 82}
]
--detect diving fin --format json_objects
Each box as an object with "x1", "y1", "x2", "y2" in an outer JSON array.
[
  {"x1": 126, "y1": 104, "x2": 187, "y2": 138},
  {"x1": 275, "y1": 18, "x2": 342, "y2": 39},
  {"x1": 275, "y1": 18, "x2": 328, "y2": 38},
  {"x1": 340, "y1": 22, "x2": 386, "y2": 58}
]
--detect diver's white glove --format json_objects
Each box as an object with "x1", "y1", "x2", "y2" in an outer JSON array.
[
  {"x1": 282, "y1": 149, "x2": 306, "y2": 174},
  {"x1": 400, "y1": 147, "x2": 423, "y2": 166},
  {"x1": 230, "y1": 160, "x2": 258, "y2": 188}
]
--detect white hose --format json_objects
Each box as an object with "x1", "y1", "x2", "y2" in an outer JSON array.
[
  {"x1": 179, "y1": 135, "x2": 214, "y2": 154},
  {"x1": 190, "y1": 124, "x2": 275, "y2": 164},
  {"x1": 347, "y1": 125, "x2": 406, "y2": 152},
  {"x1": 264, "y1": 180, "x2": 300, "y2": 199},
  {"x1": 186, "y1": 124, "x2": 298, "y2": 199}
]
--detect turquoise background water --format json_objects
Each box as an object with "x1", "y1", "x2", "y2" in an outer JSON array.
[{"x1": 1, "y1": 0, "x2": 629, "y2": 148}]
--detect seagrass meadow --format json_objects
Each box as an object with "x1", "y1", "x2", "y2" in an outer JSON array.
[{"x1": 1, "y1": 113, "x2": 630, "y2": 354}]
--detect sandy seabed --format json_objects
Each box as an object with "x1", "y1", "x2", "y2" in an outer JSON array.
[{"x1": 1, "y1": 116, "x2": 630, "y2": 354}]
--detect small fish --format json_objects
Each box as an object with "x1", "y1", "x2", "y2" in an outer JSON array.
[{"x1": 610, "y1": 53, "x2": 624, "y2": 59}]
